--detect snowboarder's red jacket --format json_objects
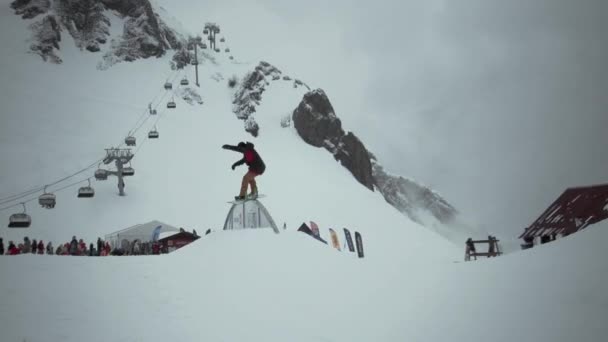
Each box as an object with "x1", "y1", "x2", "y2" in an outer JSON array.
[{"x1": 222, "y1": 142, "x2": 266, "y2": 175}]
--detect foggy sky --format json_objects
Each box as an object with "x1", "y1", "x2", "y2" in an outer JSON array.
[{"x1": 157, "y1": 0, "x2": 608, "y2": 237}]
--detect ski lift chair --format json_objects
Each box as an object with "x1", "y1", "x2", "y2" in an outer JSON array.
[
  {"x1": 8, "y1": 203, "x2": 31, "y2": 228},
  {"x1": 122, "y1": 167, "x2": 135, "y2": 177},
  {"x1": 164, "y1": 82, "x2": 172, "y2": 90},
  {"x1": 38, "y1": 187, "x2": 56, "y2": 209},
  {"x1": 148, "y1": 130, "x2": 159, "y2": 139},
  {"x1": 125, "y1": 136, "x2": 136, "y2": 146},
  {"x1": 180, "y1": 78, "x2": 189, "y2": 86},
  {"x1": 225, "y1": 48, "x2": 230, "y2": 53},
  {"x1": 95, "y1": 168, "x2": 108, "y2": 181},
  {"x1": 78, "y1": 179, "x2": 95, "y2": 198},
  {"x1": 220, "y1": 37, "x2": 225, "y2": 42},
  {"x1": 167, "y1": 101, "x2": 176, "y2": 109}
]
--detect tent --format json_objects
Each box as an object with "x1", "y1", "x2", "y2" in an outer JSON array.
[
  {"x1": 105, "y1": 220, "x2": 181, "y2": 249},
  {"x1": 223, "y1": 199, "x2": 279, "y2": 234}
]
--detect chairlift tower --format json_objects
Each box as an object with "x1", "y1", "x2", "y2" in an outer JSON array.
[
  {"x1": 204, "y1": 23, "x2": 220, "y2": 51},
  {"x1": 101, "y1": 148, "x2": 134, "y2": 196}
]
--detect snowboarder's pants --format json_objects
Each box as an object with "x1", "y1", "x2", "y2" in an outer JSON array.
[{"x1": 240, "y1": 170, "x2": 258, "y2": 196}]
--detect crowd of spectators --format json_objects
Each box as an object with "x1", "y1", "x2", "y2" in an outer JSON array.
[{"x1": 0, "y1": 236, "x2": 165, "y2": 256}]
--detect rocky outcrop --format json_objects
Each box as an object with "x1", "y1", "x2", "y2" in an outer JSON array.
[
  {"x1": 11, "y1": 0, "x2": 50, "y2": 19},
  {"x1": 293, "y1": 88, "x2": 457, "y2": 223},
  {"x1": 232, "y1": 61, "x2": 282, "y2": 136},
  {"x1": 57, "y1": 0, "x2": 110, "y2": 52},
  {"x1": 293, "y1": 89, "x2": 374, "y2": 190},
  {"x1": 98, "y1": 1, "x2": 184, "y2": 69},
  {"x1": 10, "y1": 0, "x2": 186, "y2": 68},
  {"x1": 28, "y1": 15, "x2": 62, "y2": 64},
  {"x1": 371, "y1": 159, "x2": 457, "y2": 224}
]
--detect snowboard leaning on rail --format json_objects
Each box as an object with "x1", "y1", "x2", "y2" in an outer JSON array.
[{"x1": 227, "y1": 194, "x2": 266, "y2": 204}]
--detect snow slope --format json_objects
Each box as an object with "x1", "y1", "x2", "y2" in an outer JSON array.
[
  {"x1": 1, "y1": 3, "x2": 607, "y2": 341},
  {"x1": 1, "y1": 222, "x2": 607, "y2": 341}
]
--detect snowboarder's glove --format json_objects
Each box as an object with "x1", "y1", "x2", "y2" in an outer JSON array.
[
  {"x1": 231, "y1": 163, "x2": 237, "y2": 170},
  {"x1": 222, "y1": 144, "x2": 231, "y2": 149}
]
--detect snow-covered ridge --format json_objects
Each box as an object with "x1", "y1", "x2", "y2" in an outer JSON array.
[
  {"x1": 371, "y1": 157, "x2": 457, "y2": 224},
  {"x1": 291, "y1": 88, "x2": 458, "y2": 227},
  {"x1": 232, "y1": 61, "x2": 310, "y2": 136}
]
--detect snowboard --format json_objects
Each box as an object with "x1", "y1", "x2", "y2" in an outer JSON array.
[{"x1": 227, "y1": 194, "x2": 266, "y2": 204}]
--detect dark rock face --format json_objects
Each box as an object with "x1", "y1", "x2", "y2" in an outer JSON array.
[
  {"x1": 293, "y1": 90, "x2": 344, "y2": 147},
  {"x1": 11, "y1": 0, "x2": 50, "y2": 19},
  {"x1": 293, "y1": 89, "x2": 374, "y2": 190},
  {"x1": 11, "y1": 0, "x2": 185, "y2": 67},
  {"x1": 232, "y1": 61, "x2": 282, "y2": 135},
  {"x1": 293, "y1": 89, "x2": 457, "y2": 222},
  {"x1": 56, "y1": 0, "x2": 110, "y2": 52},
  {"x1": 371, "y1": 159, "x2": 458, "y2": 224},
  {"x1": 29, "y1": 15, "x2": 62, "y2": 64}
]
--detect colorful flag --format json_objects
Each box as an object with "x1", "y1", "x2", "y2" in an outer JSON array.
[
  {"x1": 310, "y1": 221, "x2": 320, "y2": 237},
  {"x1": 343, "y1": 228, "x2": 355, "y2": 252},
  {"x1": 329, "y1": 228, "x2": 341, "y2": 251},
  {"x1": 355, "y1": 231, "x2": 364, "y2": 258}
]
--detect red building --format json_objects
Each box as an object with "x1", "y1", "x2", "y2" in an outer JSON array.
[
  {"x1": 519, "y1": 183, "x2": 608, "y2": 247},
  {"x1": 158, "y1": 231, "x2": 200, "y2": 253}
]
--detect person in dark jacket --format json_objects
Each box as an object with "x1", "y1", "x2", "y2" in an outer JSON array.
[
  {"x1": 69, "y1": 236, "x2": 78, "y2": 256},
  {"x1": 222, "y1": 142, "x2": 266, "y2": 200},
  {"x1": 37, "y1": 241, "x2": 44, "y2": 255},
  {"x1": 32, "y1": 239, "x2": 38, "y2": 254},
  {"x1": 97, "y1": 238, "x2": 103, "y2": 256},
  {"x1": 0, "y1": 237, "x2": 4, "y2": 255}
]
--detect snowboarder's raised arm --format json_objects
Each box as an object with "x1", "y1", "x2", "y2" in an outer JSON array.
[{"x1": 222, "y1": 144, "x2": 245, "y2": 152}]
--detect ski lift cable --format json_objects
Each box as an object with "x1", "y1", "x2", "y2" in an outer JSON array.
[
  {"x1": 125, "y1": 72, "x2": 176, "y2": 137},
  {"x1": 0, "y1": 157, "x2": 104, "y2": 206},
  {"x1": 0, "y1": 177, "x2": 91, "y2": 213},
  {"x1": 1, "y1": 69, "x2": 181, "y2": 207},
  {"x1": 130, "y1": 92, "x2": 170, "y2": 136}
]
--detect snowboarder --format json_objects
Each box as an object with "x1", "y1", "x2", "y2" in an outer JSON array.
[{"x1": 222, "y1": 142, "x2": 266, "y2": 200}]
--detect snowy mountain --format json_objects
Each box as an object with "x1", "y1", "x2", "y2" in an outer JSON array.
[
  {"x1": 1, "y1": 2, "x2": 607, "y2": 341},
  {"x1": 7, "y1": 0, "x2": 463, "y2": 239}
]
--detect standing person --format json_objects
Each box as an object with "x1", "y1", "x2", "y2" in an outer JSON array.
[
  {"x1": 97, "y1": 238, "x2": 103, "y2": 256},
  {"x1": 0, "y1": 237, "x2": 4, "y2": 255},
  {"x1": 69, "y1": 236, "x2": 78, "y2": 256},
  {"x1": 46, "y1": 242, "x2": 54, "y2": 255},
  {"x1": 222, "y1": 142, "x2": 266, "y2": 200},
  {"x1": 8, "y1": 241, "x2": 19, "y2": 255},
  {"x1": 465, "y1": 238, "x2": 476, "y2": 261},
  {"x1": 31, "y1": 239, "x2": 38, "y2": 254},
  {"x1": 37, "y1": 241, "x2": 44, "y2": 255},
  {"x1": 23, "y1": 237, "x2": 31, "y2": 254}
]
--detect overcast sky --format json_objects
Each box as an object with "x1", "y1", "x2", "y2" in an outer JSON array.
[{"x1": 157, "y1": 0, "x2": 608, "y2": 237}]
